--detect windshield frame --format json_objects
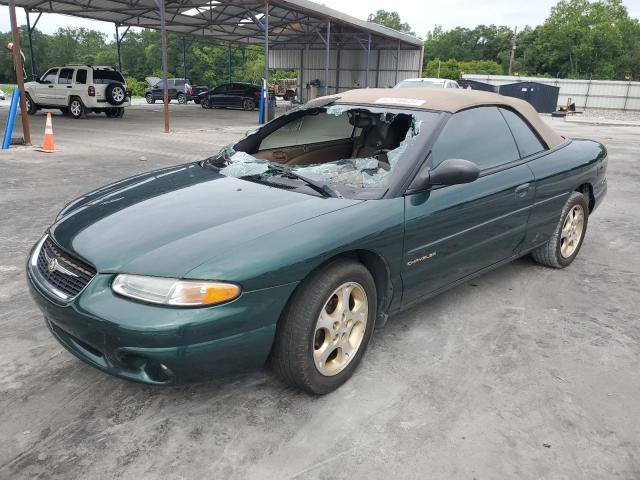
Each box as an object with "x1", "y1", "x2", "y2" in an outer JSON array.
[{"x1": 229, "y1": 103, "x2": 445, "y2": 200}]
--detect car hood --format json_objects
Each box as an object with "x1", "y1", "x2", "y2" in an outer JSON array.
[{"x1": 49, "y1": 163, "x2": 360, "y2": 277}]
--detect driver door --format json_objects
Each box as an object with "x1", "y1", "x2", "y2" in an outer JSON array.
[
  {"x1": 35, "y1": 68, "x2": 59, "y2": 104},
  {"x1": 401, "y1": 107, "x2": 535, "y2": 305}
]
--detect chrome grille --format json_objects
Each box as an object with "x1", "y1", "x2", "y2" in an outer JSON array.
[{"x1": 35, "y1": 236, "x2": 96, "y2": 298}]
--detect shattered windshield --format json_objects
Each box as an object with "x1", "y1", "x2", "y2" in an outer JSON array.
[{"x1": 204, "y1": 105, "x2": 439, "y2": 199}]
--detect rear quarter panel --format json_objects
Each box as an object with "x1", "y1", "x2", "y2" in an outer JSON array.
[{"x1": 523, "y1": 138, "x2": 607, "y2": 250}]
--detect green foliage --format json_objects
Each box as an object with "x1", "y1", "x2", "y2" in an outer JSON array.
[
  {"x1": 125, "y1": 77, "x2": 147, "y2": 97},
  {"x1": 423, "y1": 59, "x2": 503, "y2": 79},
  {"x1": 269, "y1": 70, "x2": 297, "y2": 82},
  {"x1": 368, "y1": 10, "x2": 416, "y2": 36},
  {"x1": 423, "y1": 0, "x2": 640, "y2": 80},
  {"x1": 0, "y1": 26, "x2": 267, "y2": 88}
]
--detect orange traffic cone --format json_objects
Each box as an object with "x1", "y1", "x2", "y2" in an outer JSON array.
[{"x1": 36, "y1": 112, "x2": 56, "y2": 153}]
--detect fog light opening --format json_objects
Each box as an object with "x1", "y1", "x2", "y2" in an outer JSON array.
[{"x1": 144, "y1": 360, "x2": 173, "y2": 383}]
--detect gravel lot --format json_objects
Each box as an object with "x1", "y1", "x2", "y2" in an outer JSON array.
[{"x1": 1, "y1": 104, "x2": 639, "y2": 479}]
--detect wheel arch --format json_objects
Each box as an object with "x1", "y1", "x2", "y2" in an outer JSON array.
[
  {"x1": 576, "y1": 183, "x2": 595, "y2": 212},
  {"x1": 279, "y1": 249, "x2": 394, "y2": 330}
]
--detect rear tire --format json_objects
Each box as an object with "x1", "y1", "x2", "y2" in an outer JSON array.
[
  {"x1": 242, "y1": 98, "x2": 255, "y2": 111},
  {"x1": 531, "y1": 191, "x2": 589, "y2": 268},
  {"x1": 68, "y1": 97, "x2": 85, "y2": 119},
  {"x1": 270, "y1": 258, "x2": 376, "y2": 395},
  {"x1": 177, "y1": 93, "x2": 186, "y2": 104}
]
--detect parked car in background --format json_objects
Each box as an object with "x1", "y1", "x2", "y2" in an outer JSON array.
[
  {"x1": 144, "y1": 77, "x2": 208, "y2": 104},
  {"x1": 395, "y1": 77, "x2": 460, "y2": 89},
  {"x1": 27, "y1": 88, "x2": 607, "y2": 394},
  {"x1": 23, "y1": 65, "x2": 130, "y2": 119},
  {"x1": 0, "y1": 88, "x2": 6, "y2": 100},
  {"x1": 200, "y1": 82, "x2": 262, "y2": 110}
]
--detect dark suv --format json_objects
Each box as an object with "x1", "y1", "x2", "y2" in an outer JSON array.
[
  {"x1": 145, "y1": 78, "x2": 208, "y2": 104},
  {"x1": 200, "y1": 82, "x2": 262, "y2": 110}
]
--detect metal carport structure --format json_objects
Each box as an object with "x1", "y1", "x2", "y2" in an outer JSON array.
[{"x1": 2, "y1": 0, "x2": 424, "y2": 133}]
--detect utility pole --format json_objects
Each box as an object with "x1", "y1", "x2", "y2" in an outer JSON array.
[
  {"x1": 508, "y1": 26, "x2": 517, "y2": 76},
  {"x1": 8, "y1": 0, "x2": 31, "y2": 145}
]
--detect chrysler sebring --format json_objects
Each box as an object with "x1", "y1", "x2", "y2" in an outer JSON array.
[{"x1": 27, "y1": 88, "x2": 607, "y2": 394}]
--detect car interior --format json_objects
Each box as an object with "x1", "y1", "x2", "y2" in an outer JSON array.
[{"x1": 242, "y1": 108, "x2": 414, "y2": 167}]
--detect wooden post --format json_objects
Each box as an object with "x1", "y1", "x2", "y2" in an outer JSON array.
[{"x1": 8, "y1": 0, "x2": 31, "y2": 145}]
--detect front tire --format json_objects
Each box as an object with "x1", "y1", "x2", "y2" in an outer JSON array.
[
  {"x1": 531, "y1": 191, "x2": 589, "y2": 268},
  {"x1": 145, "y1": 93, "x2": 155, "y2": 104},
  {"x1": 270, "y1": 258, "x2": 376, "y2": 394},
  {"x1": 177, "y1": 93, "x2": 186, "y2": 104},
  {"x1": 25, "y1": 94, "x2": 37, "y2": 115}
]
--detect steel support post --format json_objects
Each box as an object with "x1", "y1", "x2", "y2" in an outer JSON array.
[
  {"x1": 335, "y1": 45, "x2": 340, "y2": 94},
  {"x1": 299, "y1": 47, "x2": 305, "y2": 102},
  {"x1": 183, "y1": 37, "x2": 187, "y2": 80},
  {"x1": 115, "y1": 24, "x2": 122, "y2": 72},
  {"x1": 365, "y1": 33, "x2": 371, "y2": 87},
  {"x1": 324, "y1": 20, "x2": 331, "y2": 96},
  {"x1": 395, "y1": 40, "x2": 400, "y2": 85},
  {"x1": 262, "y1": 0, "x2": 270, "y2": 124},
  {"x1": 24, "y1": 8, "x2": 37, "y2": 80}
]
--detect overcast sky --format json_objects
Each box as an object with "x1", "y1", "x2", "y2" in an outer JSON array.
[{"x1": 1, "y1": 0, "x2": 639, "y2": 39}]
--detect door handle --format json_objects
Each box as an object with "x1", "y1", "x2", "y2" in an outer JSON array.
[
  {"x1": 515, "y1": 183, "x2": 530, "y2": 198},
  {"x1": 66, "y1": 86, "x2": 72, "y2": 88},
  {"x1": 48, "y1": 85, "x2": 54, "y2": 88}
]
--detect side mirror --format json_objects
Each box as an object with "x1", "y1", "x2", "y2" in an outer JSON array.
[
  {"x1": 408, "y1": 158, "x2": 480, "y2": 192},
  {"x1": 429, "y1": 159, "x2": 480, "y2": 186}
]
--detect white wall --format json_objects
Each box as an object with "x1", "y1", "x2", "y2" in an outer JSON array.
[
  {"x1": 463, "y1": 74, "x2": 640, "y2": 111},
  {"x1": 270, "y1": 48, "x2": 422, "y2": 101}
]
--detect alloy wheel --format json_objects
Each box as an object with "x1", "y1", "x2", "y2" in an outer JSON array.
[
  {"x1": 70, "y1": 100, "x2": 82, "y2": 117},
  {"x1": 560, "y1": 204, "x2": 585, "y2": 258},
  {"x1": 313, "y1": 282, "x2": 368, "y2": 376},
  {"x1": 112, "y1": 87, "x2": 125, "y2": 103},
  {"x1": 242, "y1": 99, "x2": 254, "y2": 110}
]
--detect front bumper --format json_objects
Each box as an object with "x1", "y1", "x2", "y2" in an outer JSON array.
[{"x1": 27, "y1": 248, "x2": 297, "y2": 385}]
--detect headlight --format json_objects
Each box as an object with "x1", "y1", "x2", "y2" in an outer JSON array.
[{"x1": 112, "y1": 274, "x2": 240, "y2": 307}]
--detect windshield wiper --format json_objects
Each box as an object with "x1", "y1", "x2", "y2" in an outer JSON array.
[{"x1": 268, "y1": 165, "x2": 342, "y2": 198}]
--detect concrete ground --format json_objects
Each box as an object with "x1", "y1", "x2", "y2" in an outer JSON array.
[{"x1": 1, "y1": 103, "x2": 639, "y2": 480}]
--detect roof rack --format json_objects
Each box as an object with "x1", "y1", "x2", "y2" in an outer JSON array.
[{"x1": 64, "y1": 64, "x2": 92, "y2": 68}]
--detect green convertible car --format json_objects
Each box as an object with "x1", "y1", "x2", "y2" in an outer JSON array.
[{"x1": 27, "y1": 88, "x2": 607, "y2": 394}]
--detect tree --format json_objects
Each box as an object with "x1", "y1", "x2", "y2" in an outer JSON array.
[
  {"x1": 518, "y1": 0, "x2": 640, "y2": 79},
  {"x1": 368, "y1": 10, "x2": 415, "y2": 36}
]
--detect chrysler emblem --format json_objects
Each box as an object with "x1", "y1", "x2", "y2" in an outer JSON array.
[
  {"x1": 47, "y1": 258, "x2": 59, "y2": 273},
  {"x1": 43, "y1": 253, "x2": 78, "y2": 278}
]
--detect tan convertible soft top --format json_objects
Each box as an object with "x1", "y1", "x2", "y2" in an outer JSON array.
[{"x1": 322, "y1": 88, "x2": 564, "y2": 149}]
